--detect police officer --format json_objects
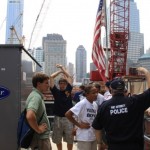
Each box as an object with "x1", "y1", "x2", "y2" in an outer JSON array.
[{"x1": 92, "y1": 67, "x2": 150, "y2": 150}]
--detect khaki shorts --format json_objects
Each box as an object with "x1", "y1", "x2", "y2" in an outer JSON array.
[
  {"x1": 52, "y1": 116, "x2": 74, "y2": 144},
  {"x1": 30, "y1": 137, "x2": 52, "y2": 150},
  {"x1": 77, "y1": 141, "x2": 97, "y2": 150}
]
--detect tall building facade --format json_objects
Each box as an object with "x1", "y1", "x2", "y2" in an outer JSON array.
[
  {"x1": 76, "y1": 45, "x2": 87, "y2": 82},
  {"x1": 5, "y1": 0, "x2": 24, "y2": 44},
  {"x1": 90, "y1": 62, "x2": 97, "y2": 72},
  {"x1": 138, "y1": 53, "x2": 150, "y2": 71},
  {"x1": 127, "y1": 0, "x2": 144, "y2": 63},
  {"x1": 128, "y1": 32, "x2": 144, "y2": 63},
  {"x1": 67, "y1": 62, "x2": 74, "y2": 77},
  {"x1": 129, "y1": 0, "x2": 140, "y2": 33},
  {"x1": 43, "y1": 34, "x2": 67, "y2": 75},
  {"x1": 146, "y1": 48, "x2": 150, "y2": 54},
  {"x1": 33, "y1": 47, "x2": 44, "y2": 71}
]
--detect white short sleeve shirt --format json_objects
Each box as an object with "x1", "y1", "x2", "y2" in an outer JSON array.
[{"x1": 70, "y1": 98, "x2": 97, "y2": 141}]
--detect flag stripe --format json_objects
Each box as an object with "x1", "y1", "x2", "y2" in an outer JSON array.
[{"x1": 92, "y1": 0, "x2": 107, "y2": 81}]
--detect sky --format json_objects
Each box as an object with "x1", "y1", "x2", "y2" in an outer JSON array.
[{"x1": 0, "y1": 0, "x2": 150, "y2": 71}]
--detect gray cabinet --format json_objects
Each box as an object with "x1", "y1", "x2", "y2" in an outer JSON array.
[{"x1": 0, "y1": 44, "x2": 41, "y2": 150}]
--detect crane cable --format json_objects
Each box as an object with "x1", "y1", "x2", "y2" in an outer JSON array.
[
  {"x1": 0, "y1": 17, "x2": 6, "y2": 31},
  {"x1": 28, "y1": 0, "x2": 46, "y2": 50}
]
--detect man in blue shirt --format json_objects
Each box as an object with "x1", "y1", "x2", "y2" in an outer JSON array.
[
  {"x1": 49, "y1": 64, "x2": 74, "y2": 150},
  {"x1": 73, "y1": 85, "x2": 85, "y2": 103}
]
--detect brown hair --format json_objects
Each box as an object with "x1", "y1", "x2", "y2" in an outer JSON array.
[
  {"x1": 58, "y1": 78, "x2": 68, "y2": 84},
  {"x1": 83, "y1": 85, "x2": 95, "y2": 96},
  {"x1": 94, "y1": 83, "x2": 101, "y2": 91},
  {"x1": 32, "y1": 72, "x2": 49, "y2": 88},
  {"x1": 79, "y1": 85, "x2": 85, "y2": 90}
]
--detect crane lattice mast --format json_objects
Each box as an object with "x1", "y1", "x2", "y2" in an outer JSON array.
[{"x1": 109, "y1": 0, "x2": 129, "y2": 79}]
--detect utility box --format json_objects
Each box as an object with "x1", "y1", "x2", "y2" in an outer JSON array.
[{"x1": 0, "y1": 44, "x2": 41, "y2": 150}]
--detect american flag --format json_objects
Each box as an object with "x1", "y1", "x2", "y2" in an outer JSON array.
[{"x1": 92, "y1": 0, "x2": 107, "y2": 81}]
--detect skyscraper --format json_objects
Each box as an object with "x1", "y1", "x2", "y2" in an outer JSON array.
[
  {"x1": 138, "y1": 53, "x2": 150, "y2": 72},
  {"x1": 67, "y1": 62, "x2": 74, "y2": 77},
  {"x1": 127, "y1": 0, "x2": 144, "y2": 64},
  {"x1": 129, "y1": 0, "x2": 140, "y2": 33},
  {"x1": 90, "y1": 62, "x2": 97, "y2": 72},
  {"x1": 33, "y1": 47, "x2": 44, "y2": 71},
  {"x1": 5, "y1": 0, "x2": 24, "y2": 44},
  {"x1": 76, "y1": 45, "x2": 87, "y2": 82},
  {"x1": 43, "y1": 34, "x2": 67, "y2": 75},
  {"x1": 128, "y1": 32, "x2": 144, "y2": 63}
]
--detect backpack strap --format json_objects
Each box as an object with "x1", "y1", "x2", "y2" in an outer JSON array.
[{"x1": 25, "y1": 90, "x2": 45, "y2": 124}]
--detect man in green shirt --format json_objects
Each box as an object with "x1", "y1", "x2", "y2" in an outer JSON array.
[{"x1": 26, "y1": 72, "x2": 51, "y2": 150}]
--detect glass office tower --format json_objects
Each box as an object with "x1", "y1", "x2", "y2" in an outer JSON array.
[
  {"x1": 127, "y1": 0, "x2": 144, "y2": 64},
  {"x1": 5, "y1": 0, "x2": 24, "y2": 44}
]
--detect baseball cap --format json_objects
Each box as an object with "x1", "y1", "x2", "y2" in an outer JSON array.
[{"x1": 110, "y1": 79, "x2": 125, "y2": 91}]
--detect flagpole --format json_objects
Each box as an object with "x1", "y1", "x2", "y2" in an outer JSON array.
[{"x1": 105, "y1": 0, "x2": 109, "y2": 80}]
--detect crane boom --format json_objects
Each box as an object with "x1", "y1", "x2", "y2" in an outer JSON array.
[
  {"x1": 10, "y1": 25, "x2": 25, "y2": 45},
  {"x1": 28, "y1": 0, "x2": 51, "y2": 50}
]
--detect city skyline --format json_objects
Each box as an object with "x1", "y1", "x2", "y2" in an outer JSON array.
[{"x1": 0, "y1": 0, "x2": 150, "y2": 71}]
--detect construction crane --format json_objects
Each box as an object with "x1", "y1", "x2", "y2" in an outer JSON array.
[
  {"x1": 91, "y1": 0, "x2": 129, "y2": 82},
  {"x1": 0, "y1": 17, "x2": 6, "y2": 31},
  {"x1": 9, "y1": 13, "x2": 25, "y2": 45},
  {"x1": 108, "y1": 0, "x2": 129, "y2": 80},
  {"x1": 0, "y1": 17, "x2": 6, "y2": 42},
  {"x1": 10, "y1": 25, "x2": 25, "y2": 45},
  {"x1": 28, "y1": 0, "x2": 51, "y2": 50},
  {"x1": 108, "y1": 0, "x2": 146, "y2": 97}
]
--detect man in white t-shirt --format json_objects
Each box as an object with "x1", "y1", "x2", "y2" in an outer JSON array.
[{"x1": 65, "y1": 85, "x2": 98, "y2": 150}]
